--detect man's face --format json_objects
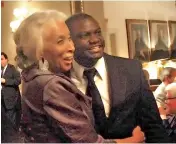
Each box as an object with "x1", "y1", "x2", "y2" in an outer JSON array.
[
  {"x1": 168, "y1": 70, "x2": 176, "y2": 83},
  {"x1": 69, "y1": 18, "x2": 105, "y2": 66},
  {"x1": 1, "y1": 55, "x2": 8, "y2": 68}
]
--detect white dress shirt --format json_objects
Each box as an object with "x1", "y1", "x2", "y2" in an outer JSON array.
[
  {"x1": 70, "y1": 57, "x2": 110, "y2": 117},
  {"x1": 154, "y1": 82, "x2": 167, "y2": 107},
  {"x1": 1, "y1": 64, "x2": 8, "y2": 90},
  {"x1": 1, "y1": 64, "x2": 8, "y2": 77}
]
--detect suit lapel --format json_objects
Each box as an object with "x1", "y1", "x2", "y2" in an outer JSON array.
[
  {"x1": 2, "y1": 65, "x2": 9, "y2": 78},
  {"x1": 104, "y1": 54, "x2": 127, "y2": 120}
]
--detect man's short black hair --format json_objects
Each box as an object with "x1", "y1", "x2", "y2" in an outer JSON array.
[
  {"x1": 1, "y1": 52, "x2": 8, "y2": 59},
  {"x1": 65, "y1": 13, "x2": 96, "y2": 30}
]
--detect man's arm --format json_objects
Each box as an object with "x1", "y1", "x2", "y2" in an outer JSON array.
[
  {"x1": 4, "y1": 65, "x2": 21, "y2": 86},
  {"x1": 43, "y1": 77, "x2": 144, "y2": 143},
  {"x1": 137, "y1": 62, "x2": 171, "y2": 143}
]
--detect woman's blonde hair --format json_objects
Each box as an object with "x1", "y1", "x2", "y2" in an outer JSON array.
[{"x1": 14, "y1": 10, "x2": 67, "y2": 70}]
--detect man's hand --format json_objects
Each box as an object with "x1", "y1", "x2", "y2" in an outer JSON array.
[
  {"x1": 116, "y1": 126, "x2": 145, "y2": 143},
  {"x1": 131, "y1": 126, "x2": 145, "y2": 142},
  {"x1": 1, "y1": 78, "x2": 5, "y2": 84}
]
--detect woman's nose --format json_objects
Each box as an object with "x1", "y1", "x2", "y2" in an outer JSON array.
[{"x1": 67, "y1": 39, "x2": 75, "y2": 52}]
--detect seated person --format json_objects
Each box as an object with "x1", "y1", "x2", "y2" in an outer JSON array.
[
  {"x1": 165, "y1": 83, "x2": 176, "y2": 115},
  {"x1": 154, "y1": 67, "x2": 176, "y2": 112},
  {"x1": 161, "y1": 83, "x2": 176, "y2": 142},
  {"x1": 143, "y1": 69, "x2": 150, "y2": 85}
]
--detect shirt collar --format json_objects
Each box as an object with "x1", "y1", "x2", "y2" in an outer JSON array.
[
  {"x1": 94, "y1": 57, "x2": 106, "y2": 80},
  {"x1": 71, "y1": 57, "x2": 106, "y2": 81},
  {"x1": 3, "y1": 64, "x2": 8, "y2": 71}
]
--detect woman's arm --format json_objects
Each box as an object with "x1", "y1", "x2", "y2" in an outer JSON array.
[{"x1": 43, "y1": 77, "x2": 144, "y2": 143}]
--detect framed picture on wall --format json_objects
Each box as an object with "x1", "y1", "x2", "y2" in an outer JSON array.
[
  {"x1": 126, "y1": 19, "x2": 150, "y2": 62},
  {"x1": 168, "y1": 21, "x2": 176, "y2": 52},
  {"x1": 149, "y1": 20, "x2": 170, "y2": 61},
  {"x1": 70, "y1": 0, "x2": 84, "y2": 14}
]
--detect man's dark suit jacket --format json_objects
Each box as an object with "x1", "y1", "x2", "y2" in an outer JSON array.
[
  {"x1": 99, "y1": 53, "x2": 170, "y2": 142},
  {"x1": 1, "y1": 64, "x2": 21, "y2": 110}
]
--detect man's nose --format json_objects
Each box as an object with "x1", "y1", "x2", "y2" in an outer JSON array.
[{"x1": 89, "y1": 34, "x2": 99, "y2": 44}]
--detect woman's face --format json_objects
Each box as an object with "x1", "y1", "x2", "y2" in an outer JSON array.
[{"x1": 42, "y1": 20, "x2": 75, "y2": 73}]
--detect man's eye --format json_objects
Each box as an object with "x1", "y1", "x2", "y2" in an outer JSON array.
[
  {"x1": 96, "y1": 30, "x2": 102, "y2": 35},
  {"x1": 79, "y1": 33, "x2": 90, "y2": 39}
]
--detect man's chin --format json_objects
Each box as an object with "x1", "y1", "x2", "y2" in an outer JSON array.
[{"x1": 88, "y1": 52, "x2": 103, "y2": 59}]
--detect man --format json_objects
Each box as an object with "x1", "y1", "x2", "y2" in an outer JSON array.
[
  {"x1": 66, "y1": 13, "x2": 170, "y2": 142},
  {"x1": 1, "y1": 52, "x2": 21, "y2": 130},
  {"x1": 154, "y1": 67, "x2": 176, "y2": 110},
  {"x1": 164, "y1": 83, "x2": 176, "y2": 142},
  {"x1": 154, "y1": 69, "x2": 176, "y2": 142},
  {"x1": 165, "y1": 82, "x2": 176, "y2": 115}
]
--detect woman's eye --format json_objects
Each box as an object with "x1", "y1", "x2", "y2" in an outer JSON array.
[
  {"x1": 68, "y1": 37, "x2": 72, "y2": 41},
  {"x1": 57, "y1": 39, "x2": 64, "y2": 44}
]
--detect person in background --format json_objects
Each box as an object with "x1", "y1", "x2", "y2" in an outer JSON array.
[
  {"x1": 162, "y1": 83, "x2": 176, "y2": 142},
  {"x1": 143, "y1": 69, "x2": 150, "y2": 85},
  {"x1": 66, "y1": 13, "x2": 170, "y2": 142},
  {"x1": 14, "y1": 10, "x2": 144, "y2": 143},
  {"x1": 1, "y1": 105, "x2": 24, "y2": 143},
  {"x1": 1, "y1": 52, "x2": 22, "y2": 131},
  {"x1": 165, "y1": 82, "x2": 176, "y2": 114},
  {"x1": 154, "y1": 67, "x2": 176, "y2": 114}
]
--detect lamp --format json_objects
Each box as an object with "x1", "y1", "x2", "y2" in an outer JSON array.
[{"x1": 10, "y1": 7, "x2": 37, "y2": 32}]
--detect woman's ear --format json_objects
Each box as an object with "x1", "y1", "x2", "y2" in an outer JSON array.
[{"x1": 39, "y1": 57, "x2": 49, "y2": 71}]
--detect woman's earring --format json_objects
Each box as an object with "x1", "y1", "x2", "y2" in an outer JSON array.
[{"x1": 39, "y1": 58, "x2": 49, "y2": 71}]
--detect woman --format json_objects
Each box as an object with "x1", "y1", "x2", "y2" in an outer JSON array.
[{"x1": 14, "y1": 10, "x2": 144, "y2": 143}]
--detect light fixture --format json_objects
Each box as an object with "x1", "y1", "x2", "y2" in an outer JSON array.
[{"x1": 10, "y1": 7, "x2": 37, "y2": 32}]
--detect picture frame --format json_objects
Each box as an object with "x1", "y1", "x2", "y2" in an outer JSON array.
[
  {"x1": 70, "y1": 0, "x2": 84, "y2": 14},
  {"x1": 168, "y1": 21, "x2": 176, "y2": 51},
  {"x1": 149, "y1": 20, "x2": 170, "y2": 61},
  {"x1": 126, "y1": 19, "x2": 150, "y2": 62}
]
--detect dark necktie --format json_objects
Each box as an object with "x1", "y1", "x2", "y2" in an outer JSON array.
[{"x1": 84, "y1": 68, "x2": 107, "y2": 134}]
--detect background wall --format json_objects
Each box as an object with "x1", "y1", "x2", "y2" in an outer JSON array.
[
  {"x1": 1, "y1": 1, "x2": 105, "y2": 65},
  {"x1": 2, "y1": 1, "x2": 176, "y2": 64},
  {"x1": 104, "y1": 1, "x2": 176, "y2": 58}
]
